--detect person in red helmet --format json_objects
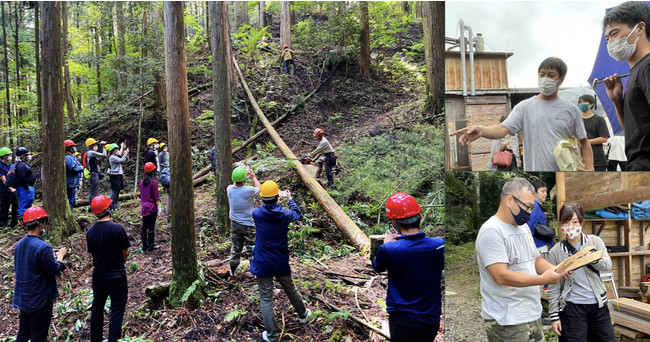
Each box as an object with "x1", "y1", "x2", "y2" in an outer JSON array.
[
  {"x1": 65, "y1": 140, "x2": 83, "y2": 211},
  {"x1": 280, "y1": 43, "x2": 296, "y2": 73},
  {"x1": 13, "y1": 206, "x2": 66, "y2": 342},
  {"x1": 87, "y1": 195, "x2": 130, "y2": 342},
  {"x1": 373, "y1": 193, "x2": 444, "y2": 342},
  {"x1": 139, "y1": 162, "x2": 160, "y2": 252},
  {"x1": 308, "y1": 128, "x2": 336, "y2": 186}
]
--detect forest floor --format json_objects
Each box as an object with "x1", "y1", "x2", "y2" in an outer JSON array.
[{"x1": 0, "y1": 179, "x2": 442, "y2": 341}]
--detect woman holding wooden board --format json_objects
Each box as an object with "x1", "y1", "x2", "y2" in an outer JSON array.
[{"x1": 547, "y1": 202, "x2": 615, "y2": 341}]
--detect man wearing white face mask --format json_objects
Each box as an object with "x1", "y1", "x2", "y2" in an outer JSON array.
[
  {"x1": 451, "y1": 57, "x2": 594, "y2": 171},
  {"x1": 547, "y1": 202, "x2": 615, "y2": 341},
  {"x1": 603, "y1": 2, "x2": 650, "y2": 171}
]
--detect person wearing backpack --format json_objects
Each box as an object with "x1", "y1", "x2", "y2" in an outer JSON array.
[
  {"x1": 65, "y1": 140, "x2": 84, "y2": 212},
  {"x1": 107, "y1": 143, "x2": 129, "y2": 211},
  {"x1": 548, "y1": 202, "x2": 615, "y2": 341},
  {"x1": 139, "y1": 162, "x2": 160, "y2": 252},
  {"x1": 85, "y1": 138, "x2": 107, "y2": 205},
  {"x1": 13, "y1": 147, "x2": 36, "y2": 226},
  {"x1": 159, "y1": 167, "x2": 170, "y2": 216},
  {"x1": 0, "y1": 147, "x2": 18, "y2": 229}
]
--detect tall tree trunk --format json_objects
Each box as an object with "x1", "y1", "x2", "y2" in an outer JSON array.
[
  {"x1": 235, "y1": 1, "x2": 247, "y2": 28},
  {"x1": 163, "y1": 1, "x2": 202, "y2": 309},
  {"x1": 2, "y1": 3, "x2": 13, "y2": 147},
  {"x1": 41, "y1": 2, "x2": 80, "y2": 244},
  {"x1": 290, "y1": 1, "x2": 295, "y2": 26},
  {"x1": 61, "y1": 2, "x2": 75, "y2": 121},
  {"x1": 116, "y1": 1, "x2": 126, "y2": 89},
  {"x1": 74, "y1": 2, "x2": 81, "y2": 112},
  {"x1": 205, "y1": 1, "x2": 211, "y2": 53},
  {"x1": 35, "y1": 4, "x2": 41, "y2": 123},
  {"x1": 94, "y1": 26, "x2": 101, "y2": 101},
  {"x1": 280, "y1": 1, "x2": 290, "y2": 48},
  {"x1": 152, "y1": 7, "x2": 167, "y2": 118},
  {"x1": 210, "y1": 1, "x2": 232, "y2": 232},
  {"x1": 401, "y1": 1, "x2": 409, "y2": 14},
  {"x1": 13, "y1": 2, "x2": 23, "y2": 120},
  {"x1": 421, "y1": 1, "x2": 443, "y2": 114},
  {"x1": 359, "y1": 2, "x2": 371, "y2": 78},
  {"x1": 258, "y1": 1, "x2": 266, "y2": 28}
]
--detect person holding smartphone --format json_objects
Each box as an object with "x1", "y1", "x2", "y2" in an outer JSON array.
[{"x1": 226, "y1": 165, "x2": 260, "y2": 277}]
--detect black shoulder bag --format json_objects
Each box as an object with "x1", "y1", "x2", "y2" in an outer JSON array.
[{"x1": 534, "y1": 223, "x2": 555, "y2": 242}]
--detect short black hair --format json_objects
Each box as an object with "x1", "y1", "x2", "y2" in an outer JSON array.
[
  {"x1": 397, "y1": 217, "x2": 421, "y2": 230},
  {"x1": 65, "y1": 146, "x2": 75, "y2": 154},
  {"x1": 262, "y1": 195, "x2": 279, "y2": 205},
  {"x1": 538, "y1": 57, "x2": 568, "y2": 79},
  {"x1": 26, "y1": 217, "x2": 48, "y2": 229},
  {"x1": 578, "y1": 94, "x2": 595, "y2": 105},
  {"x1": 235, "y1": 180, "x2": 245, "y2": 186},
  {"x1": 531, "y1": 179, "x2": 548, "y2": 192},
  {"x1": 603, "y1": 1, "x2": 650, "y2": 39}
]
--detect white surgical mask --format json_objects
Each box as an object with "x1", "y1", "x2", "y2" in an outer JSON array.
[
  {"x1": 7, "y1": 156, "x2": 12, "y2": 162},
  {"x1": 154, "y1": 144, "x2": 159, "y2": 149},
  {"x1": 561, "y1": 224, "x2": 582, "y2": 240},
  {"x1": 163, "y1": 148, "x2": 168, "y2": 152},
  {"x1": 607, "y1": 23, "x2": 640, "y2": 62},
  {"x1": 538, "y1": 77, "x2": 558, "y2": 96},
  {"x1": 92, "y1": 145, "x2": 98, "y2": 151},
  {"x1": 27, "y1": 155, "x2": 32, "y2": 162}
]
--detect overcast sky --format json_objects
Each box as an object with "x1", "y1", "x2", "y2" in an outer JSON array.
[{"x1": 446, "y1": 1, "x2": 623, "y2": 88}]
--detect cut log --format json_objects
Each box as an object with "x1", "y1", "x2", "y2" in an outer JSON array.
[
  {"x1": 145, "y1": 282, "x2": 171, "y2": 308},
  {"x1": 233, "y1": 57, "x2": 370, "y2": 253},
  {"x1": 613, "y1": 324, "x2": 648, "y2": 339},
  {"x1": 609, "y1": 304, "x2": 650, "y2": 335},
  {"x1": 555, "y1": 247, "x2": 603, "y2": 272},
  {"x1": 73, "y1": 192, "x2": 141, "y2": 207}
]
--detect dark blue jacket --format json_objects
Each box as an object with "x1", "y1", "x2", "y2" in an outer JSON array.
[
  {"x1": 65, "y1": 154, "x2": 83, "y2": 188},
  {"x1": 14, "y1": 161, "x2": 35, "y2": 189},
  {"x1": 373, "y1": 233, "x2": 444, "y2": 325},
  {"x1": 0, "y1": 160, "x2": 11, "y2": 193},
  {"x1": 13, "y1": 235, "x2": 65, "y2": 313},
  {"x1": 249, "y1": 199, "x2": 301, "y2": 277},
  {"x1": 527, "y1": 200, "x2": 555, "y2": 248},
  {"x1": 209, "y1": 148, "x2": 216, "y2": 174}
]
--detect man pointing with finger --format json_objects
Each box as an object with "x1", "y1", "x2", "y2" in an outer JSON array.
[{"x1": 477, "y1": 178, "x2": 571, "y2": 342}]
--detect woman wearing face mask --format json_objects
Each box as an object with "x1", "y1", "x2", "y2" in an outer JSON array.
[
  {"x1": 547, "y1": 202, "x2": 615, "y2": 342},
  {"x1": 578, "y1": 95, "x2": 610, "y2": 171}
]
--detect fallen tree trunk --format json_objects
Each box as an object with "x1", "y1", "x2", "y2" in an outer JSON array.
[
  {"x1": 233, "y1": 57, "x2": 370, "y2": 253},
  {"x1": 74, "y1": 192, "x2": 141, "y2": 207}
]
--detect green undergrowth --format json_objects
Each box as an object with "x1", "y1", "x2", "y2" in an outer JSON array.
[{"x1": 332, "y1": 124, "x2": 445, "y2": 235}]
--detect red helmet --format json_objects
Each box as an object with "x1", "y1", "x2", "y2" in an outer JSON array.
[
  {"x1": 23, "y1": 206, "x2": 50, "y2": 226},
  {"x1": 91, "y1": 195, "x2": 113, "y2": 215},
  {"x1": 64, "y1": 140, "x2": 76, "y2": 148},
  {"x1": 313, "y1": 128, "x2": 324, "y2": 137},
  {"x1": 386, "y1": 193, "x2": 422, "y2": 220},
  {"x1": 283, "y1": 44, "x2": 288, "y2": 48},
  {"x1": 144, "y1": 162, "x2": 156, "y2": 173}
]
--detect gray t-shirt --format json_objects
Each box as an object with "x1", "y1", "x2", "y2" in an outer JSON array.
[
  {"x1": 227, "y1": 185, "x2": 260, "y2": 226},
  {"x1": 565, "y1": 240, "x2": 598, "y2": 305},
  {"x1": 502, "y1": 96, "x2": 587, "y2": 171},
  {"x1": 476, "y1": 216, "x2": 541, "y2": 325}
]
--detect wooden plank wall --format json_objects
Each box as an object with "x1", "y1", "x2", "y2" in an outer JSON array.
[
  {"x1": 466, "y1": 96, "x2": 508, "y2": 171},
  {"x1": 445, "y1": 54, "x2": 509, "y2": 90},
  {"x1": 446, "y1": 96, "x2": 470, "y2": 170}
]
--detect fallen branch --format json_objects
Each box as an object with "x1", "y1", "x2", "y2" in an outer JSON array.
[{"x1": 316, "y1": 297, "x2": 390, "y2": 340}]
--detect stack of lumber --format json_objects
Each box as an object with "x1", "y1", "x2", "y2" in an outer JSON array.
[
  {"x1": 609, "y1": 299, "x2": 650, "y2": 336},
  {"x1": 555, "y1": 246, "x2": 604, "y2": 272}
]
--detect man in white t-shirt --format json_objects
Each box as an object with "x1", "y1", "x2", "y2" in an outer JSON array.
[
  {"x1": 476, "y1": 178, "x2": 571, "y2": 341},
  {"x1": 451, "y1": 57, "x2": 594, "y2": 171}
]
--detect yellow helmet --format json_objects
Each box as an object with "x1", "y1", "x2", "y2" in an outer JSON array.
[
  {"x1": 160, "y1": 143, "x2": 166, "y2": 149},
  {"x1": 147, "y1": 138, "x2": 159, "y2": 146},
  {"x1": 85, "y1": 138, "x2": 97, "y2": 147},
  {"x1": 260, "y1": 180, "x2": 280, "y2": 198}
]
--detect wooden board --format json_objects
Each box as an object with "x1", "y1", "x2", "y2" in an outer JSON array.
[
  {"x1": 614, "y1": 324, "x2": 649, "y2": 339},
  {"x1": 555, "y1": 247, "x2": 604, "y2": 272},
  {"x1": 609, "y1": 303, "x2": 650, "y2": 335},
  {"x1": 611, "y1": 299, "x2": 650, "y2": 321}
]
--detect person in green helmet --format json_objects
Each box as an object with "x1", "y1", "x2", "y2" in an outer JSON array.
[
  {"x1": 0, "y1": 147, "x2": 18, "y2": 229},
  {"x1": 107, "y1": 143, "x2": 129, "y2": 210},
  {"x1": 226, "y1": 165, "x2": 260, "y2": 277}
]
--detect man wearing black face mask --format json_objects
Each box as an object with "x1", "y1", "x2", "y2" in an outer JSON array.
[
  {"x1": 603, "y1": 1, "x2": 650, "y2": 170},
  {"x1": 476, "y1": 178, "x2": 571, "y2": 342}
]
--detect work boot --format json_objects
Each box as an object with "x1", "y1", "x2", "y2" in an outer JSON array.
[
  {"x1": 299, "y1": 308, "x2": 312, "y2": 323},
  {"x1": 315, "y1": 169, "x2": 321, "y2": 179}
]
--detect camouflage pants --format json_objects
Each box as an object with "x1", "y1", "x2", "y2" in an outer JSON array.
[
  {"x1": 485, "y1": 318, "x2": 544, "y2": 342},
  {"x1": 229, "y1": 221, "x2": 255, "y2": 273}
]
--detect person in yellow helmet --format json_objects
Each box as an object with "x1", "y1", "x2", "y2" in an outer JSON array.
[
  {"x1": 250, "y1": 180, "x2": 311, "y2": 342},
  {"x1": 144, "y1": 138, "x2": 159, "y2": 174},
  {"x1": 84, "y1": 138, "x2": 107, "y2": 205}
]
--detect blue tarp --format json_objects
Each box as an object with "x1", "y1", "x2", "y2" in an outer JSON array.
[{"x1": 588, "y1": 3, "x2": 650, "y2": 134}]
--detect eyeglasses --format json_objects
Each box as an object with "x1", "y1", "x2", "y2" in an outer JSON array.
[{"x1": 511, "y1": 195, "x2": 534, "y2": 214}]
